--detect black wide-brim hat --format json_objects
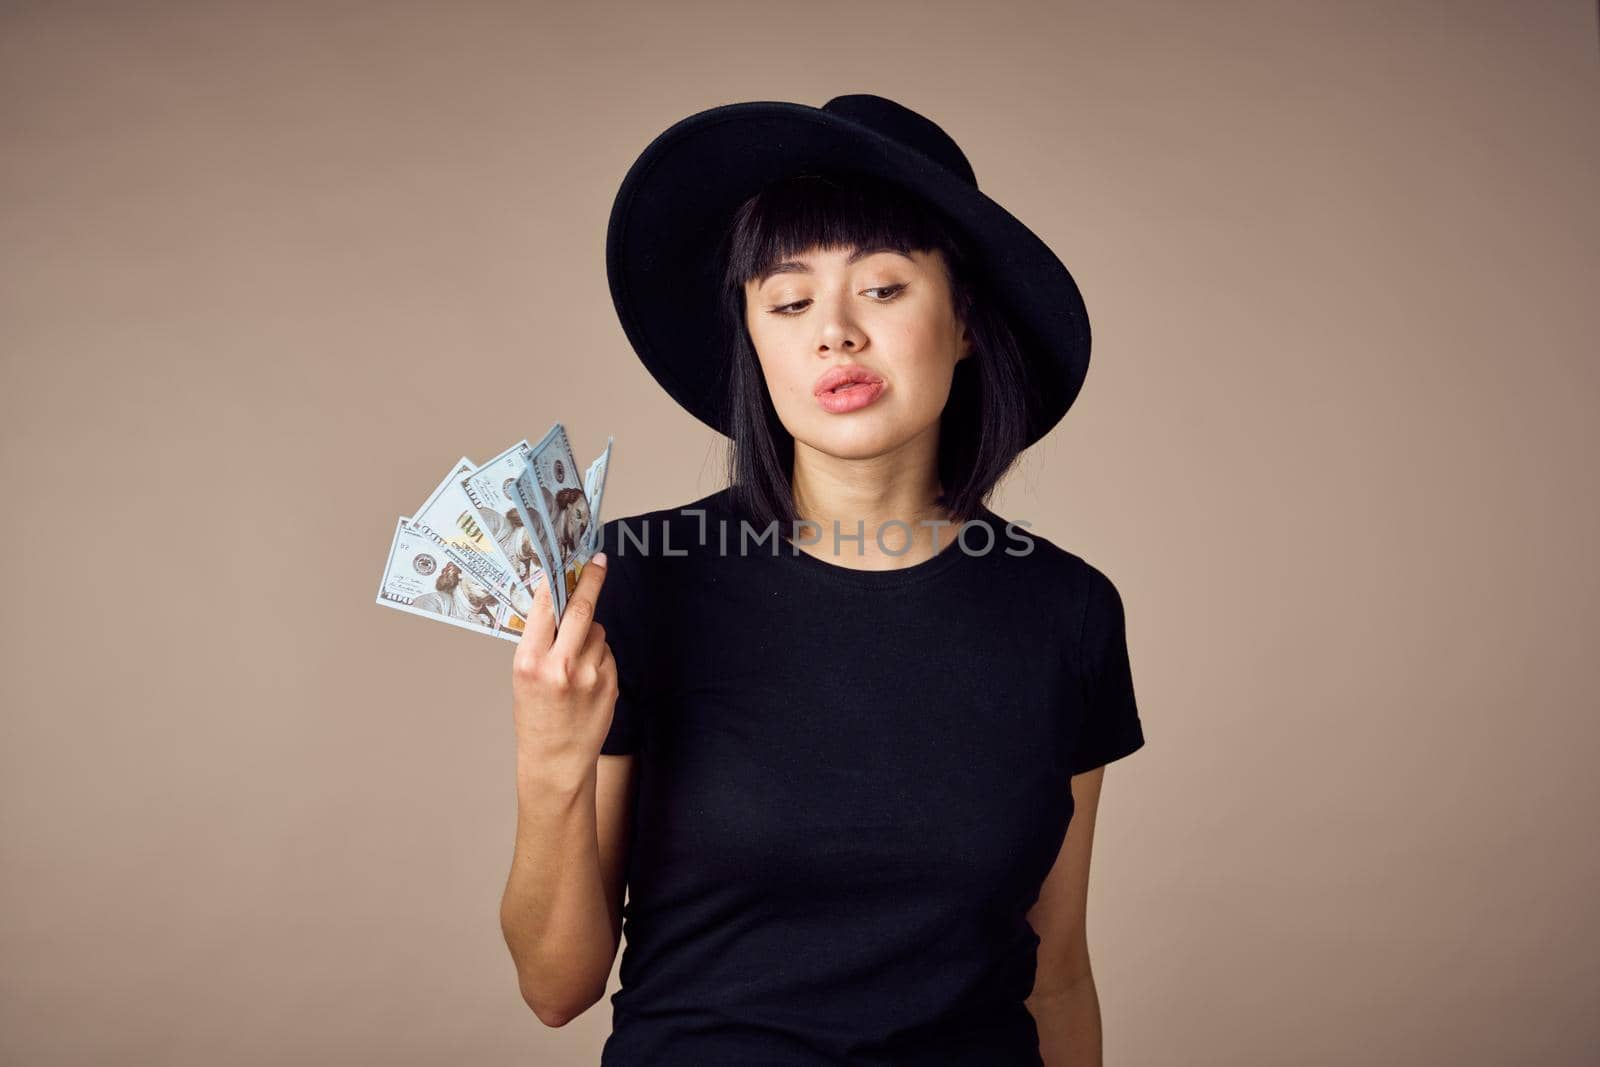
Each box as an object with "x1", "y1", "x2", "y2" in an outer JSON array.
[{"x1": 605, "y1": 94, "x2": 1092, "y2": 449}]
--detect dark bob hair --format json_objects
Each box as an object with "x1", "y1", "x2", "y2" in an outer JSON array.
[{"x1": 712, "y1": 169, "x2": 1037, "y2": 536}]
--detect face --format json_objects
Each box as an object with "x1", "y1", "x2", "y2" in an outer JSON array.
[{"x1": 743, "y1": 243, "x2": 971, "y2": 462}]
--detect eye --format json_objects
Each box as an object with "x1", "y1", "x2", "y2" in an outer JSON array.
[{"x1": 765, "y1": 283, "x2": 907, "y2": 316}]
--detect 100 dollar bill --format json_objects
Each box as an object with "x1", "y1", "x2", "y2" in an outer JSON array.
[
  {"x1": 581, "y1": 435, "x2": 613, "y2": 557},
  {"x1": 459, "y1": 440, "x2": 558, "y2": 607},
  {"x1": 377, "y1": 428, "x2": 610, "y2": 639},
  {"x1": 522, "y1": 423, "x2": 596, "y2": 613},
  {"x1": 375, "y1": 518, "x2": 522, "y2": 642},
  {"x1": 410, "y1": 457, "x2": 534, "y2": 620}
]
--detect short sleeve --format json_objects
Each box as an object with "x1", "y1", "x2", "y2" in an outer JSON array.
[
  {"x1": 593, "y1": 519, "x2": 651, "y2": 756},
  {"x1": 1068, "y1": 568, "x2": 1147, "y2": 775}
]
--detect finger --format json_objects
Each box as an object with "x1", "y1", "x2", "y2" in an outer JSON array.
[
  {"x1": 515, "y1": 573, "x2": 558, "y2": 657},
  {"x1": 551, "y1": 551, "x2": 607, "y2": 661},
  {"x1": 574, "y1": 615, "x2": 615, "y2": 678}
]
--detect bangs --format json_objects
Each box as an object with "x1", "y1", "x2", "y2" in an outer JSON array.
[{"x1": 721, "y1": 171, "x2": 965, "y2": 295}]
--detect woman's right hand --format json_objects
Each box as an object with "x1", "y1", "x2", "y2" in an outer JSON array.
[{"x1": 510, "y1": 552, "x2": 618, "y2": 785}]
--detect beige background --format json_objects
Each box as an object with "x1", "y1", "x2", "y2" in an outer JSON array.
[{"x1": 3, "y1": 2, "x2": 1596, "y2": 1064}]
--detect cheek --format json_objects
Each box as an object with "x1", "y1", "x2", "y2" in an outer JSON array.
[
  {"x1": 752, "y1": 343, "x2": 805, "y2": 400},
  {"x1": 748, "y1": 328, "x2": 812, "y2": 400},
  {"x1": 890, "y1": 322, "x2": 961, "y2": 395}
]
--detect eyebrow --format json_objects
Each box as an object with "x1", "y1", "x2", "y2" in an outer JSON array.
[{"x1": 753, "y1": 245, "x2": 908, "y2": 287}]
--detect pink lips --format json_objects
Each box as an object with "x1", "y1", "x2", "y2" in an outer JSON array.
[{"x1": 813, "y1": 364, "x2": 887, "y2": 414}]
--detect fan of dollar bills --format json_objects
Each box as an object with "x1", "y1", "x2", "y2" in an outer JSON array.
[{"x1": 376, "y1": 423, "x2": 612, "y2": 640}]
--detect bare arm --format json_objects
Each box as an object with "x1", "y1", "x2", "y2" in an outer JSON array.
[
  {"x1": 500, "y1": 753, "x2": 636, "y2": 1026},
  {"x1": 497, "y1": 557, "x2": 632, "y2": 1026},
  {"x1": 1026, "y1": 765, "x2": 1109, "y2": 1067}
]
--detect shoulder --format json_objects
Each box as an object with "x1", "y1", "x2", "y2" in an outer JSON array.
[
  {"x1": 979, "y1": 507, "x2": 1120, "y2": 596},
  {"x1": 981, "y1": 519, "x2": 1135, "y2": 706},
  {"x1": 593, "y1": 488, "x2": 740, "y2": 592},
  {"x1": 596, "y1": 487, "x2": 731, "y2": 554},
  {"x1": 976, "y1": 506, "x2": 1133, "y2": 654}
]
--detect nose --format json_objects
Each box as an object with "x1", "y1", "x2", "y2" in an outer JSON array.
[{"x1": 816, "y1": 308, "x2": 865, "y2": 355}]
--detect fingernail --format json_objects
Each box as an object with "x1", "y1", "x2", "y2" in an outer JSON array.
[{"x1": 593, "y1": 551, "x2": 607, "y2": 566}]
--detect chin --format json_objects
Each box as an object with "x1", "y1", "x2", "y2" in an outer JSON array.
[{"x1": 792, "y1": 416, "x2": 915, "y2": 460}]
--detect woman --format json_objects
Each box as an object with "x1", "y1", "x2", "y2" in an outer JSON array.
[{"x1": 500, "y1": 95, "x2": 1147, "y2": 1067}]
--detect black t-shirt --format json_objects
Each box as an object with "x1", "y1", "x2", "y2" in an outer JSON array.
[{"x1": 591, "y1": 487, "x2": 1145, "y2": 1066}]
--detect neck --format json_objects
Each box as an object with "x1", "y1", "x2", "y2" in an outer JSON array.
[{"x1": 787, "y1": 433, "x2": 959, "y2": 570}]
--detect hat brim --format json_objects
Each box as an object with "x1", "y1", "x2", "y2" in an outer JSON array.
[{"x1": 605, "y1": 100, "x2": 1091, "y2": 448}]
